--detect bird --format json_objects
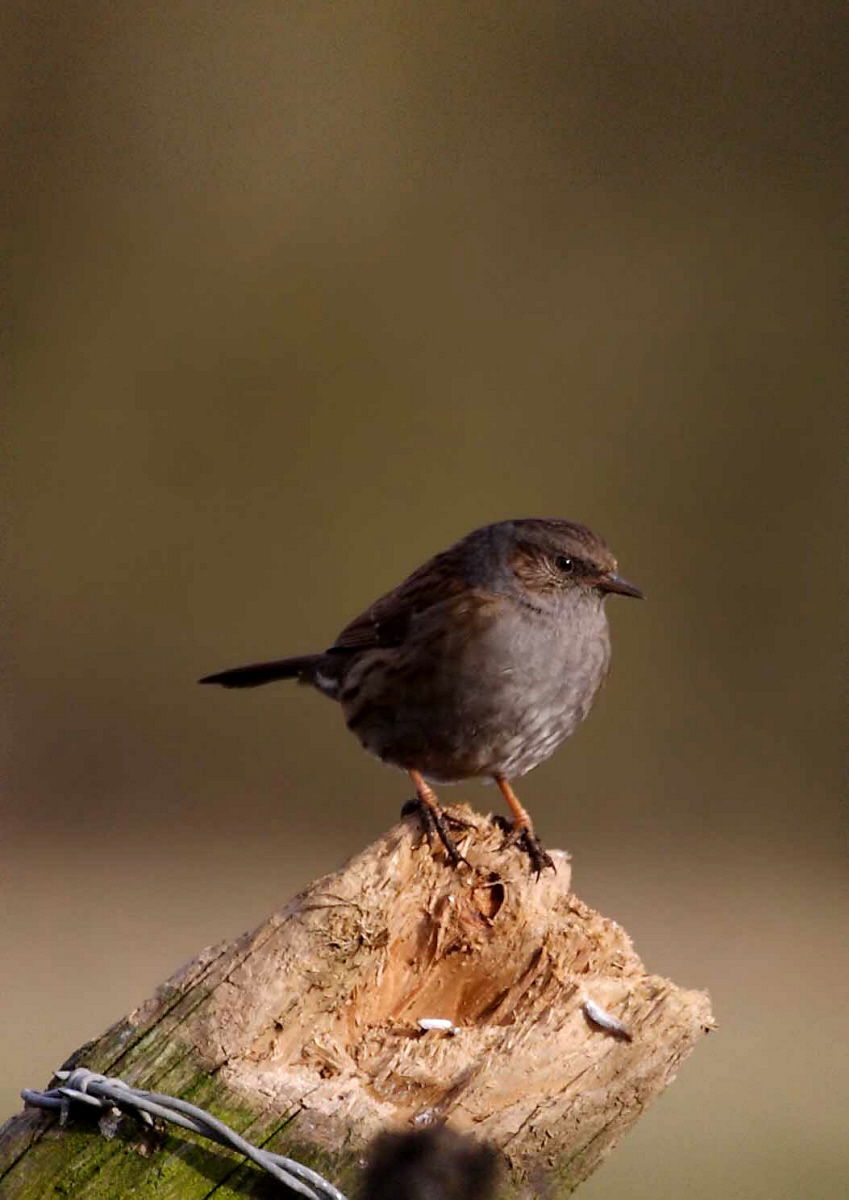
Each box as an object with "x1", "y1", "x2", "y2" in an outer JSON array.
[{"x1": 200, "y1": 518, "x2": 642, "y2": 873}]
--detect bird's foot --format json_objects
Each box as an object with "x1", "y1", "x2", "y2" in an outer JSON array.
[
  {"x1": 401, "y1": 798, "x2": 471, "y2": 868},
  {"x1": 490, "y1": 814, "x2": 555, "y2": 877},
  {"x1": 441, "y1": 809, "x2": 474, "y2": 832},
  {"x1": 518, "y1": 829, "x2": 556, "y2": 877}
]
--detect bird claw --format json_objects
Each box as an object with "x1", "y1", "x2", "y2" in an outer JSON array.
[
  {"x1": 442, "y1": 811, "x2": 474, "y2": 831},
  {"x1": 401, "y1": 798, "x2": 471, "y2": 869},
  {"x1": 491, "y1": 816, "x2": 555, "y2": 876},
  {"x1": 518, "y1": 829, "x2": 556, "y2": 877}
]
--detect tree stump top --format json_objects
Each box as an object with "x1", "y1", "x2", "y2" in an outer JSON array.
[{"x1": 0, "y1": 806, "x2": 713, "y2": 1198}]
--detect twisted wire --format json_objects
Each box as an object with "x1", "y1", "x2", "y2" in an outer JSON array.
[{"x1": 22, "y1": 1067, "x2": 348, "y2": 1200}]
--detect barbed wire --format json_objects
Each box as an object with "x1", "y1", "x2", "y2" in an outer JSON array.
[{"x1": 22, "y1": 1066, "x2": 348, "y2": 1200}]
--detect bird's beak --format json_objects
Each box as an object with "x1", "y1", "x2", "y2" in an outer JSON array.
[{"x1": 599, "y1": 572, "x2": 644, "y2": 599}]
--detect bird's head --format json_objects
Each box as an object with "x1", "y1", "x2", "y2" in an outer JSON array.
[{"x1": 501, "y1": 518, "x2": 643, "y2": 603}]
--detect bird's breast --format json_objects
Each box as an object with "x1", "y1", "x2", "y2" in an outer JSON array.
[{"x1": 340, "y1": 597, "x2": 611, "y2": 780}]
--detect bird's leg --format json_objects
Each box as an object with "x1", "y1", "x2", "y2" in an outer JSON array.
[
  {"x1": 494, "y1": 776, "x2": 555, "y2": 876},
  {"x1": 403, "y1": 770, "x2": 471, "y2": 868}
]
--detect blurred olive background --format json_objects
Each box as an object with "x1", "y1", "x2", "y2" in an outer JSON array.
[{"x1": 3, "y1": 2, "x2": 846, "y2": 1196}]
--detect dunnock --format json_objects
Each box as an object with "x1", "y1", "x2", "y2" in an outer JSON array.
[{"x1": 200, "y1": 519, "x2": 642, "y2": 873}]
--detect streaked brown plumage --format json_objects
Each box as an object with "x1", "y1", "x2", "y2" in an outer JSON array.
[{"x1": 200, "y1": 518, "x2": 642, "y2": 872}]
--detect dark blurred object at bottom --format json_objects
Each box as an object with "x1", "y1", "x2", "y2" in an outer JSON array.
[{"x1": 360, "y1": 1127, "x2": 500, "y2": 1200}]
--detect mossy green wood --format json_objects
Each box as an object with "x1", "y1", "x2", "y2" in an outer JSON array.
[{"x1": 0, "y1": 945, "x2": 356, "y2": 1199}]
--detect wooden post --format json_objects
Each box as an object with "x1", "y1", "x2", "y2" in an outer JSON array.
[{"x1": 0, "y1": 807, "x2": 714, "y2": 1197}]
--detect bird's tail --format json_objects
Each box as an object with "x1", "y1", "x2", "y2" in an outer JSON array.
[{"x1": 199, "y1": 655, "x2": 320, "y2": 688}]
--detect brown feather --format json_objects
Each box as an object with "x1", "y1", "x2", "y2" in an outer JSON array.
[{"x1": 329, "y1": 547, "x2": 469, "y2": 653}]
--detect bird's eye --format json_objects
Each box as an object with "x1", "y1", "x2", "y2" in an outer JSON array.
[{"x1": 555, "y1": 555, "x2": 574, "y2": 574}]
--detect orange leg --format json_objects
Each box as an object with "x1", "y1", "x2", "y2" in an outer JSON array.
[
  {"x1": 406, "y1": 770, "x2": 470, "y2": 867},
  {"x1": 494, "y1": 776, "x2": 555, "y2": 875}
]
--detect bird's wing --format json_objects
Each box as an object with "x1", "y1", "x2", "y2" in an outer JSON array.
[{"x1": 328, "y1": 550, "x2": 469, "y2": 654}]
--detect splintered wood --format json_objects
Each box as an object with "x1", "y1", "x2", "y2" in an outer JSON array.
[
  {"x1": 171, "y1": 808, "x2": 711, "y2": 1191},
  {"x1": 1, "y1": 808, "x2": 713, "y2": 1197}
]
